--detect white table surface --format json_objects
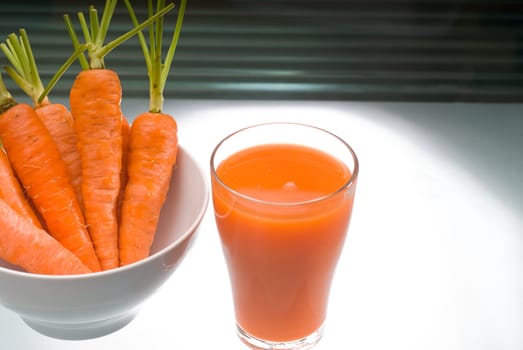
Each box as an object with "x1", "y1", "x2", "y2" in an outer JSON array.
[{"x1": 1, "y1": 100, "x2": 522, "y2": 349}]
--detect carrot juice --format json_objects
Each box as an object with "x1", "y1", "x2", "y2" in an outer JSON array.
[{"x1": 211, "y1": 123, "x2": 358, "y2": 347}]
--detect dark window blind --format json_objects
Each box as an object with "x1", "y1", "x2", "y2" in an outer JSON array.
[{"x1": 1, "y1": 0, "x2": 522, "y2": 101}]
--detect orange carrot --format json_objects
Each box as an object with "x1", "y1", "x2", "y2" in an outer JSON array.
[
  {"x1": 119, "y1": 0, "x2": 184, "y2": 266},
  {"x1": 65, "y1": 0, "x2": 174, "y2": 270},
  {"x1": 117, "y1": 115, "x2": 130, "y2": 222},
  {"x1": 0, "y1": 198, "x2": 91, "y2": 275},
  {"x1": 1, "y1": 29, "x2": 85, "y2": 211},
  {"x1": 69, "y1": 69, "x2": 123, "y2": 270},
  {"x1": 0, "y1": 147, "x2": 42, "y2": 228},
  {"x1": 0, "y1": 99, "x2": 101, "y2": 272},
  {"x1": 35, "y1": 102, "x2": 84, "y2": 210},
  {"x1": 119, "y1": 113, "x2": 178, "y2": 265}
]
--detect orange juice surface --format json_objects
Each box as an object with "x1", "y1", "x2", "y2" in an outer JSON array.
[{"x1": 212, "y1": 144, "x2": 356, "y2": 342}]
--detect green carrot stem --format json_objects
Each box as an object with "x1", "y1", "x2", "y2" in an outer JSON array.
[
  {"x1": 77, "y1": 12, "x2": 92, "y2": 44},
  {"x1": 64, "y1": 14, "x2": 90, "y2": 70},
  {"x1": 0, "y1": 28, "x2": 87, "y2": 105},
  {"x1": 3, "y1": 66, "x2": 32, "y2": 99},
  {"x1": 19, "y1": 29, "x2": 40, "y2": 92},
  {"x1": 1, "y1": 40, "x2": 23, "y2": 76},
  {"x1": 37, "y1": 44, "x2": 88, "y2": 104},
  {"x1": 95, "y1": 0, "x2": 117, "y2": 48},
  {"x1": 95, "y1": 3, "x2": 174, "y2": 62},
  {"x1": 4, "y1": 34, "x2": 27, "y2": 78},
  {"x1": 89, "y1": 6, "x2": 100, "y2": 45},
  {"x1": 161, "y1": 0, "x2": 186, "y2": 91},
  {"x1": 0, "y1": 73, "x2": 16, "y2": 114},
  {"x1": 124, "y1": 0, "x2": 186, "y2": 113},
  {"x1": 67, "y1": 0, "x2": 174, "y2": 70},
  {"x1": 124, "y1": 0, "x2": 152, "y2": 72},
  {"x1": 1, "y1": 29, "x2": 45, "y2": 103}
]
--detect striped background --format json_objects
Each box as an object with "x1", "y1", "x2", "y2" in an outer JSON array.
[{"x1": 1, "y1": 0, "x2": 522, "y2": 101}]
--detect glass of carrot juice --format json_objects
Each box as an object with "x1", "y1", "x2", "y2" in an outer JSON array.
[{"x1": 210, "y1": 122, "x2": 358, "y2": 349}]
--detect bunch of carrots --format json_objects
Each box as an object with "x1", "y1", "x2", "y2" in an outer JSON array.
[{"x1": 0, "y1": 0, "x2": 186, "y2": 275}]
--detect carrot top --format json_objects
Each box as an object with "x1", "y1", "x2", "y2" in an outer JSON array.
[
  {"x1": 0, "y1": 73, "x2": 14, "y2": 150},
  {"x1": 0, "y1": 29, "x2": 46, "y2": 106},
  {"x1": 64, "y1": 0, "x2": 175, "y2": 71},
  {"x1": 0, "y1": 29, "x2": 87, "y2": 107},
  {"x1": 0, "y1": 28, "x2": 88, "y2": 106},
  {"x1": 124, "y1": 0, "x2": 187, "y2": 113},
  {"x1": 0, "y1": 73, "x2": 16, "y2": 114}
]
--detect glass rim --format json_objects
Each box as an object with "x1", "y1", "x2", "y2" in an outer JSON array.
[{"x1": 210, "y1": 122, "x2": 359, "y2": 207}]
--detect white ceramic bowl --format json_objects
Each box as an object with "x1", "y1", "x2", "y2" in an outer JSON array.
[{"x1": 0, "y1": 146, "x2": 209, "y2": 340}]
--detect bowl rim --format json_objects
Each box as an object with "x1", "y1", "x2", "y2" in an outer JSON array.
[{"x1": 0, "y1": 145, "x2": 210, "y2": 281}]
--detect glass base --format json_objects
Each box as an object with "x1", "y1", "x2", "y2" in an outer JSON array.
[{"x1": 237, "y1": 323, "x2": 324, "y2": 350}]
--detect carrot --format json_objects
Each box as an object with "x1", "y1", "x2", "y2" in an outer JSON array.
[
  {"x1": 119, "y1": 113, "x2": 178, "y2": 265},
  {"x1": 0, "y1": 75, "x2": 101, "y2": 272},
  {"x1": 117, "y1": 115, "x2": 130, "y2": 222},
  {"x1": 0, "y1": 147, "x2": 42, "y2": 229},
  {"x1": 65, "y1": 0, "x2": 174, "y2": 270},
  {"x1": 119, "y1": 0, "x2": 185, "y2": 266},
  {"x1": 70, "y1": 69, "x2": 123, "y2": 270},
  {"x1": 36, "y1": 103, "x2": 84, "y2": 209},
  {"x1": 1, "y1": 29, "x2": 84, "y2": 210},
  {"x1": 0, "y1": 198, "x2": 91, "y2": 275}
]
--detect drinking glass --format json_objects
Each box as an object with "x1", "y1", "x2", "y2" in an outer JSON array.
[{"x1": 210, "y1": 122, "x2": 358, "y2": 349}]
